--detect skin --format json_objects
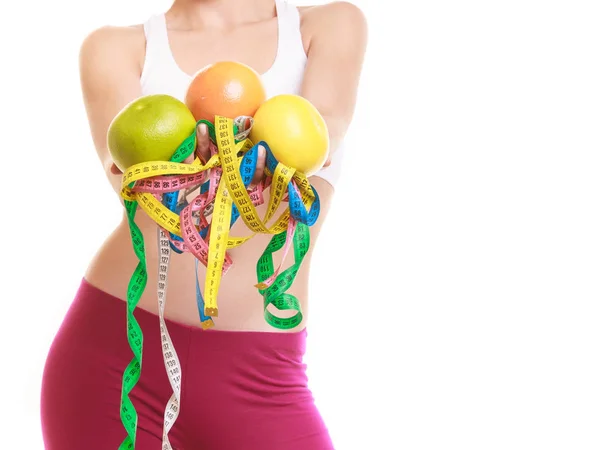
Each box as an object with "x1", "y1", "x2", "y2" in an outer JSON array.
[{"x1": 79, "y1": 0, "x2": 367, "y2": 331}]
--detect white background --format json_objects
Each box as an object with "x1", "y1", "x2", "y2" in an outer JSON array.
[{"x1": 2, "y1": 0, "x2": 600, "y2": 449}]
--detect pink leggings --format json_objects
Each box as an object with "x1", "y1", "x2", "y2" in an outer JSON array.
[{"x1": 41, "y1": 279, "x2": 333, "y2": 449}]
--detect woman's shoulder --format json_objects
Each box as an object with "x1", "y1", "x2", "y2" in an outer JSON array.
[
  {"x1": 79, "y1": 24, "x2": 146, "y2": 73},
  {"x1": 298, "y1": 2, "x2": 367, "y2": 43},
  {"x1": 298, "y1": 1, "x2": 366, "y2": 26},
  {"x1": 79, "y1": 24, "x2": 147, "y2": 79},
  {"x1": 81, "y1": 24, "x2": 145, "y2": 49}
]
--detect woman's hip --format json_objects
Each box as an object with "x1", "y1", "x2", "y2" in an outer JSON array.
[{"x1": 41, "y1": 279, "x2": 325, "y2": 448}]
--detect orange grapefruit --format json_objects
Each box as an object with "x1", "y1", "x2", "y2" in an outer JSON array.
[{"x1": 185, "y1": 61, "x2": 266, "y2": 122}]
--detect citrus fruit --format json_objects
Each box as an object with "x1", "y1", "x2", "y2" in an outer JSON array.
[
  {"x1": 250, "y1": 94, "x2": 329, "y2": 176},
  {"x1": 107, "y1": 94, "x2": 197, "y2": 172},
  {"x1": 185, "y1": 61, "x2": 266, "y2": 122}
]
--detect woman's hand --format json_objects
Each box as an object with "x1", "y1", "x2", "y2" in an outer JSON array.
[
  {"x1": 109, "y1": 122, "x2": 267, "y2": 202},
  {"x1": 193, "y1": 122, "x2": 266, "y2": 187}
]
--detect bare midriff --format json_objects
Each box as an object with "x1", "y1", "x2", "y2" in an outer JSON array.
[{"x1": 84, "y1": 175, "x2": 333, "y2": 332}]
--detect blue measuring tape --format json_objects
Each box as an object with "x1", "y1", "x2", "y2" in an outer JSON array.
[{"x1": 162, "y1": 141, "x2": 260, "y2": 323}]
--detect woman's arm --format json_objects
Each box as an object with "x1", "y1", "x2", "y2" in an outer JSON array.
[
  {"x1": 300, "y1": 2, "x2": 368, "y2": 163},
  {"x1": 79, "y1": 25, "x2": 145, "y2": 194}
]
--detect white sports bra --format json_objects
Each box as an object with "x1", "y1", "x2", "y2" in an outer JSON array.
[{"x1": 140, "y1": 0, "x2": 343, "y2": 188}]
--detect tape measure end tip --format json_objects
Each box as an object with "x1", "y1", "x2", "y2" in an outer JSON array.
[
  {"x1": 205, "y1": 307, "x2": 218, "y2": 317},
  {"x1": 201, "y1": 319, "x2": 215, "y2": 330}
]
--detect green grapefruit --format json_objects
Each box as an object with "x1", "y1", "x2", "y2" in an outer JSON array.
[{"x1": 107, "y1": 94, "x2": 197, "y2": 172}]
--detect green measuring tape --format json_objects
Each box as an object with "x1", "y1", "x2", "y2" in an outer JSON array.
[
  {"x1": 117, "y1": 118, "x2": 316, "y2": 448},
  {"x1": 257, "y1": 222, "x2": 310, "y2": 329},
  {"x1": 118, "y1": 133, "x2": 196, "y2": 450}
]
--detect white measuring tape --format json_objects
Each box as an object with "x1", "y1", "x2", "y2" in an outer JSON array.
[{"x1": 157, "y1": 229, "x2": 183, "y2": 449}]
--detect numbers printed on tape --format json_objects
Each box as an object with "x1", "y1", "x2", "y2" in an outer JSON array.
[
  {"x1": 204, "y1": 179, "x2": 233, "y2": 316},
  {"x1": 117, "y1": 128, "x2": 199, "y2": 450},
  {"x1": 117, "y1": 116, "x2": 323, "y2": 448},
  {"x1": 157, "y1": 230, "x2": 183, "y2": 450}
]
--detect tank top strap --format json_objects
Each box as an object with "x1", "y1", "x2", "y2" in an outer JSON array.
[
  {"x1": 140, "y1": 14, "x2": 180, "y2": 85},
  {"x1": 272, "y1": 0, "x2": 307, "y2": 67}
]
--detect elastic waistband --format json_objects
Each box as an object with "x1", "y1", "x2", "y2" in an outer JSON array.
[{"x1": 76, "y1": 278, "x2": 307, "y2": 354}]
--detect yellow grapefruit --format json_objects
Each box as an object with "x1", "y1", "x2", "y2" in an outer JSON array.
[{"x1": 250, "y1": 94, "x2": 329, "y2": 176}]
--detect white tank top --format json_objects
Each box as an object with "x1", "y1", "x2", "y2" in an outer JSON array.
[{"x1": 140, "y1": 0, "x2": 343, "y2": 187}]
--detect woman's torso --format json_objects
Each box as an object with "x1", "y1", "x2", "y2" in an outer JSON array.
[{"x1": 85, "y1": 0, "x2": 341, "y2": 332}]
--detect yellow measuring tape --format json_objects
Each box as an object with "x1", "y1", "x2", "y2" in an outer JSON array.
[
  {"x1": 117, "y1": 114, "x2": 321, "y2": 449},
  {"x1": 120, "y1": 116, "x2": 316, "y2": 317}
]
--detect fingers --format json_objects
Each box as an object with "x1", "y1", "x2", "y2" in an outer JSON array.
[
  {"x1": 322, "y1": 150, "x2": 332, "y2": 167},
  {"x1": 196, "y1": 123, "x2": 211, "y2": 163},
  {"x1": 110, "y1": 162, "x2": 123, "y2": 175},
  {"x1": 250, "y1": 145, "x2": 266, "y2": 187},
  {"x1": 181, "y1": 123, "x2": 210, "y2": 165}
]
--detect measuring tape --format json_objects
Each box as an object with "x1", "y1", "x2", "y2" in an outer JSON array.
[
  {"x1": 118, "y1": 199, "x2": 146, "y2": 450},
  {"x1": 118, "y1": 130, "x2": 200, "y2": 450},
  {"x1": 117, "y1": 115, "x2": 321, "y2": 448},
  {"x1": 157, "y1": 229, "x2": 182, "y2": 450}
]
